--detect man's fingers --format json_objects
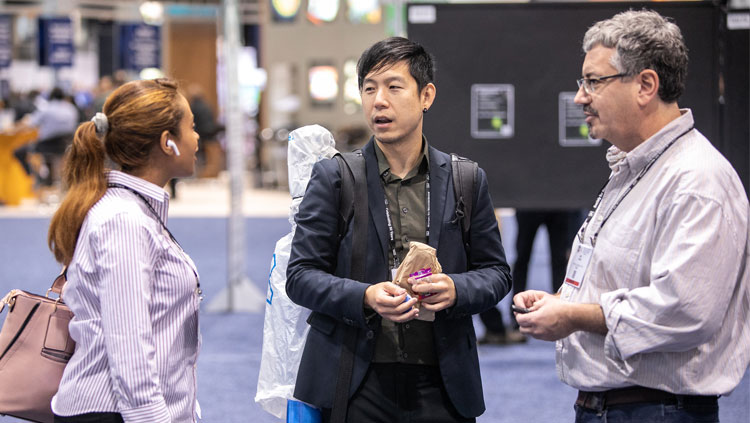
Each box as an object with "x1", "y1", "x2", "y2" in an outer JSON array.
[
  {"x1": 384, "y1": 304, "x2": 419, "y2": 322},
  {"x1": 393, "y1": 297, "x2": 418, "y2": 314},
  {"x1": 375, "y1": 296, "x2": 416, "y2": 316},
  {"x1": 413, "y1": 279, "x2": 448, "y2": 295},
  {"x1": 420, "y1": 293, "x2": 451, "y2": 311},
  {"x1": 381, "y1": 282, "x2": 407, "y2": 296},
  {"x1": 377, "y1": 292, "x2": 405, "y2": 306}
]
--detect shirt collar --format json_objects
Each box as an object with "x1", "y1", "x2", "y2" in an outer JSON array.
[
  {"x1": 610, "y1": 109, "x2": 694, "y2": 175},
  {"x1": 107, "y1": 170, "x2": 170, "y2": 219},
  {"x1": 374, "y1": 136, "x2": 431, "y2": 179}
]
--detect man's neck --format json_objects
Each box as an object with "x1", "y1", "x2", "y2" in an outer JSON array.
[
  {"x1": 639, "y1": 103, "x2": 682, "y2": 143},
  {"x1": 621, "y1": 102, "x2": 682, "y2": 152},
  {"x1": 376, "y1": 136, "x2": 424, "y2": 178}
]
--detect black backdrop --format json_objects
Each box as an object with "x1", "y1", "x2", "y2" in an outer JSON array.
[{"x1": 407, "y1": 2, "x2": 747, "y2": 209}]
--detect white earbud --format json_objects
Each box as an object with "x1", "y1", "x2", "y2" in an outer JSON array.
[{"x1": 166, "y1": 139, "x2": 181, "y2": 156}]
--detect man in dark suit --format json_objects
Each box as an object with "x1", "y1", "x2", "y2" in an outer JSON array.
[{"x1": 286, "y1": 37, "x2": 512, "y2": 422}]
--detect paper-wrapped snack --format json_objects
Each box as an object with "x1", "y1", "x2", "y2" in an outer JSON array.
[{"x1": 392, "y1": 241, "x2": 442, "y2": 322}]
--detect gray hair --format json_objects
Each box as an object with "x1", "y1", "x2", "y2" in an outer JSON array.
[{"x1": 582, "y1": 9, "x2": 688, "y2": 103}]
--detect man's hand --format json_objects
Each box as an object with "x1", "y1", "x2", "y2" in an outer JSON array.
[
  {"x1": 513, "y1": 292, "x2": 575, "y2": 341},
  {"x1": 513, "y1": 291, "x2": 607, "y2": 341},
  {"x1": 364, "y1": 282, "x2": 419, "y2": 322},
  {"x1": 513, "y1": 290, "x2": 550, "y2": 309},
  {"x1": 408, "y1": 273, "x2": 456, "y2": 312}
]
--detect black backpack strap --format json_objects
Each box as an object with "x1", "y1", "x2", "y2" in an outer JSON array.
[
  {"x1": 331, "y1": 150, "x2": 367, "y2": 423},
  {"x1": 336, "y1": 154, "x2": 354, "y2": 240},
  {"x1": 451, "y1": 153, "x2": 478, "y2": 253},
  {"x1": 335, "y1": 150, "x2": 367, "y2": 280}
]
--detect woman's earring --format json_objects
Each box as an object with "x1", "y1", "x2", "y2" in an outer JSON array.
[{"x1": 423, "y1": 108, "x2": 428, "y2": 113}]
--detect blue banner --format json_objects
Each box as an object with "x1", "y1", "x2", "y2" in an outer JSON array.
[
  {"x1": 38, "y1": 17, "x2": 74, "y2": 68},
  {"x1": 0, "y1": 15, "x2": 12, "y2": 68},
  {"x1": 120, "y1": 23, "x2": 161, "y2": 71}
]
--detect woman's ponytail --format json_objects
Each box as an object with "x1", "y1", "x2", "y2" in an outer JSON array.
[{"x1": 48, "y1": 121, "x2": 108, "y2": 264}]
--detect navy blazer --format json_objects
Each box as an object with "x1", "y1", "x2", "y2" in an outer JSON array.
[{"x1": 286, "y1": 139, "x2": 511, "y2": 418}]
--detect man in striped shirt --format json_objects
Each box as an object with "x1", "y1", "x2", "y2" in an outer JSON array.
[{"x1": 513, "y1": 10, "x2": 750, "y2": 423}]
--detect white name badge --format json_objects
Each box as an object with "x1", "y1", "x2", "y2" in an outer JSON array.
[{"x1": 564, "y1": 244, "x2": 593, "y2": 289}]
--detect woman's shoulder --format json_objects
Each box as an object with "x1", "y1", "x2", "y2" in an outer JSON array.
[{"x1": 84, "y1": 192, "x2": 154, "y2": 234}]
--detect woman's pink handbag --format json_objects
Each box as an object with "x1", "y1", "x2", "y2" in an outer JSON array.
[{"x1": 0, "y1": 270, "x2": 75, "y2": 423}]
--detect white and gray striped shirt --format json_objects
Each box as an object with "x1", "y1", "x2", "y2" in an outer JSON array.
[
  {"x1": 558, "y1": 110, "x2": 750, "y2": 395},
  {"x1": 52, "y1": 170, "x2": 201, "y2": 422}
]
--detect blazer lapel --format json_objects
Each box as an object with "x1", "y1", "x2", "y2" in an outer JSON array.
[
  {"x1": 362, "y1": 140, "x2": 389, "y2": 268},
  {"x1": 428, "y1": 146, "x2": 450, "y2": 250}
]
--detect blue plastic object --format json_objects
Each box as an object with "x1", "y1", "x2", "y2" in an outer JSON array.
[{"x1": 286, "y1": 399, "x2": 322, "y2": 423}]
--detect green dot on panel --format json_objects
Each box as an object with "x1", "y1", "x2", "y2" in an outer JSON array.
[{"x1": 579, "y1": 124, "x2": 589, "y2": 138}]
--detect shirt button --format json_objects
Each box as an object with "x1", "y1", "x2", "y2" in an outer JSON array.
[
  {"x1": 405, "y1": 324, "x2": 410, "y2": 329},
  {"x1": 402, "y1": 207, "x2": 408, "y2": 214},
  {"x1": 402, "y1": 352, "x2": 408, "y2": 359},
  {"x1": 366, "y1": 330, "x2": 374, "y2": 339}
]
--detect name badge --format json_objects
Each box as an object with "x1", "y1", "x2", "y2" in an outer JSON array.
[{"x1": 564, "y1": 244, "x2": 593, "y2": 289}]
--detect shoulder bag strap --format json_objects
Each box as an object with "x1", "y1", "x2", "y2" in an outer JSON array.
[
  {"x1": 49, "y1": 266, "x2": 68, "y2": 298},
  {"x1": 451, "y1": 153, "x2": 478, "y2": 254},
  {"x1": 331, "y1": 150, "x2": 367, "y2": 423}
]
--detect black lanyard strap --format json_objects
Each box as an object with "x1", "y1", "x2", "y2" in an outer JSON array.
[
  {"x1": 577, "y1": 126, "x2": 694, "y2": 246},
  {"x1": 108, "y1": 183, "x2": 181, "y2": 248},
  {"x1": 108, "y1": 183, "x2": 201, "y2": 291},
  {"x1": 383, "y1": 173, "x2": 430, "y2": 269}
]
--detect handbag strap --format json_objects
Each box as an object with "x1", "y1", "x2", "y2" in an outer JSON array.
[
  {"x1": 48, "y1": 266, "x2": 68, "y2": 297},
  {"x1": 0, "y1": 268, "x2": 68, "y2": 314}
]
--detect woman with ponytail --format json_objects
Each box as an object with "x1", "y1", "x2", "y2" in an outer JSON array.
[{"x1": 48, "y1": 79, "x2": 201, "y2": 423}]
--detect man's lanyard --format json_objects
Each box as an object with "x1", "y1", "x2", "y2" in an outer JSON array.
[
  {"x1": 577, "y1": 126, "x2": 694, "y2": 247},
  {"x1": 108, "y1": 183, "x2": 202, "y2": 299},
  {"x1": 383, "y1": 173, "x2": 430, "y2": 270}
]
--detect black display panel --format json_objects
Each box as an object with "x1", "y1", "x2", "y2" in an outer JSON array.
[
  {"x1": 722, "y1": 8, "x2": 750, "y2": 195},
  {"x1": 407, "y1": 2, "x2": 734, "y2": 209}
]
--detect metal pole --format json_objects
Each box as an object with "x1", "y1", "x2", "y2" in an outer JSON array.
[
  {"x1": 383, "y1": 0, "x2": 406, "y2": 37},
  {"x1": 207, "y1": 0, "x2": 263, "y2": 313},
  {"x1": 394, "y1": 0, "x2": 406, "y2": 37},
  {"x1": 225, "y1": 0, "x2": 243, "y2": 312}
]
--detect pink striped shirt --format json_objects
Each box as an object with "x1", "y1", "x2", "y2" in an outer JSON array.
[{"x1": 52, "y1": 170, "x2": 201, "y2": 422}]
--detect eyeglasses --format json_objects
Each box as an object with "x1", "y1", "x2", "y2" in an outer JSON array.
[{"x1": 576, "y1": 73, "x2": 626, "y2": 94}]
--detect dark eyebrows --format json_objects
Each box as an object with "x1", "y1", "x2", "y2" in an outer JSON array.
[{"x1": 363, "y1": 74, "x2": 408, "y2": 86}]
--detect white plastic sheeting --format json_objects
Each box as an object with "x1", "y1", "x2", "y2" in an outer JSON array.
[{"x1": 256, "y1": 125, "x2": 338, "y2": 418}]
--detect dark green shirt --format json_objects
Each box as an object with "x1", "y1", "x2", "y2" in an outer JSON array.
[{"x1": 371, "y1": 140, "x2": 438, "y2": 366}]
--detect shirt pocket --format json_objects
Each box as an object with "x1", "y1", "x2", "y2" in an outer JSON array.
[{"x1": 590, "y1": 224, "x2": 644, "y2": 291}]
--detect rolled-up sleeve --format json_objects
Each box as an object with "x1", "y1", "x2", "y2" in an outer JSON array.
[
  {"x1": 600, "y1": 194, "x2": 742, "y2": 367},
  {"x1": 94, "y1": 213, "x2": 171, "y2": 423}
]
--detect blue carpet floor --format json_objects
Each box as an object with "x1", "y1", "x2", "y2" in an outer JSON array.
[{"x1": 1, "y1": 217, "x2": 748, "y2": 422}]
